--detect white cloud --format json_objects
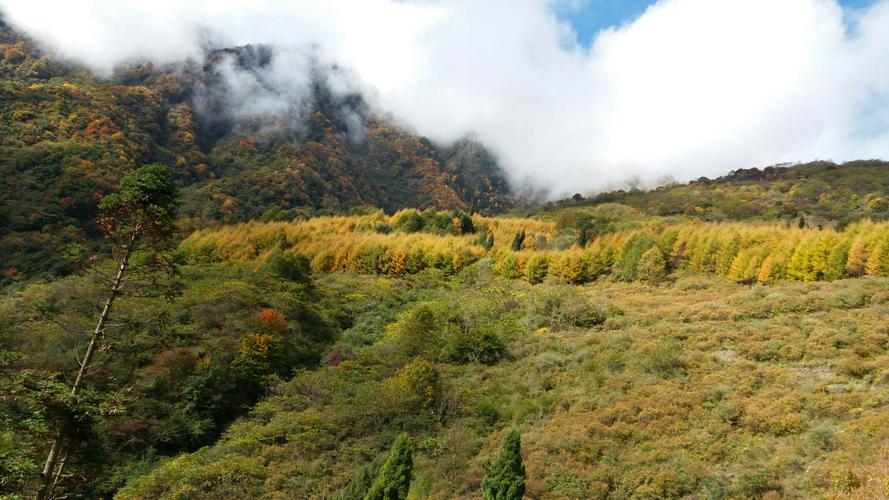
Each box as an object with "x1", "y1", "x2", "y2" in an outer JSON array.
[{"x1": 2, "y1": 0, "x2": 888, "y2": 197}]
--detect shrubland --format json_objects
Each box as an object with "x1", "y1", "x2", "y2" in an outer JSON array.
[
  {"x1": 7, "y1": 182, "x2": 889, "y2": 498},
  {"x1": 111, "y1": 270, "x2": 889, "y2": 499}
]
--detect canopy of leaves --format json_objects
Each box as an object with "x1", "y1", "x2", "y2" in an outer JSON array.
[{"x1": 98, "y1": 163, "x2": 179, "y2": 240}]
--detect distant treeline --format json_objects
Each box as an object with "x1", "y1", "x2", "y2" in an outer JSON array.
[{"x1": 179, "y1": 210, "x2": 889, "y2": 285}]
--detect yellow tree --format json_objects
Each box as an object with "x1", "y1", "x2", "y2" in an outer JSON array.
[{"x1": 846, "y1": 235, "x2": 868, "y2": 277}]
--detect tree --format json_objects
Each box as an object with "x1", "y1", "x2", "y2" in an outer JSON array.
[
  {"x1": 386, "y1": 358, "x2": 441, "y2": 411},
  {"x1": 715, "y1": 235, "x2": 740, "y2": 276},
  {"x1": 494, "y1": 254, "x2": 520, "y2": 279},
  {"x1": 636, "y1": 247, "x2": 667, "y2": 284},
  {"x1": 364, "y1": 433, "x2": 413, "y2": 500},
  {"x1": 338, "y1": 459, "x2": 383, "y2": 500},
  {"x1": 846, "y1": 235, "x2": 868, "y2": 277},
  {"x1": 866, "y1": 240, "x2": 889, "y2": 276},
  {"x1": 36, "y1": 164, "x2": 179, "y2": 500},
  {"x1": 824, "y1": 239, "x2": 851, "y2": 280},
  {"x1": 511, "y1": 229, "x2": 526, "y2": 251},
  {"x1": 265, "y1": 250, "x2": 312, "y2": 286},
  {"x1": 482, "y1": 429, "x2": 526, "y2": 500},
  {"x1": 455, "y1": 212, "x2": 475, "y2": 234},
  {"x1": 524, "y1": 255, "x2": 548, "y2": 284},
  {"x1": 615, "y1": 234, "x2": 656, "y2": 282}
]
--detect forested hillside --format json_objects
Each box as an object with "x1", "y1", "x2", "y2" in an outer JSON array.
[
  {"x1": 179, "y1": 207, "x2": 889, "y2": 285},
  {"x1": 550, "y1": 160, "x2": 889, "y2": 227},
  {"x1": 6, "y1": 8, "x2": 889, "y2": 500},
  {"x1": 0, "y1": 20, "x2": 512, "y2": 281}
]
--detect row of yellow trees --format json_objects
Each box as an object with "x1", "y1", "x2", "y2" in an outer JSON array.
[
  {"x1": 492, "y1": 220, "x2": 889, "y2": 284},
  {"x1": 179, "y1": 213, "x2": 889, "y2": 285}
]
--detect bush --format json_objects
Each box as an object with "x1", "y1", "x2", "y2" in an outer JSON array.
[
  {"x1": 636, "y1": 340, "x2": 682, "y2": 377},
  {"x1": 525, "y1": 285, "x2": 608, "y2": 331},
  {"x1": 441, "y1": 330, "x2": 507, "y2": 365},
  {"x1": 493, "y1": 254, "x2": 520, "y2": 279},
  {"x1": 636, "y1": 247, "x2": 666, "y2": 283},
  {"x1": 265, "y1": 250, "x2": 312, "y2": 284},
  {"x1": 524, "y1": 255, "x2": 549, "y2": 284},
  {"x1": 386, "y1": 358, "x2": 442, "y2": 411}
]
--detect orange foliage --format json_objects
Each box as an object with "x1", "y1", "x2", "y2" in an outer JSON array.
[{"x1": 257, "y1": 308, "x2": 287, "y2": 333}]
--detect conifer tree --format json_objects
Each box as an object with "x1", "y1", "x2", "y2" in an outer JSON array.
[
  {"x1": 715, "y1": 235, "x2": 741, "y2": 276},
  {"x1": 511, "y1": 229, "x2": 526, "y2": 251},
  {"x1": 485, "y1": 232, "x2": 495, "y2": 251},
  {"x1": 824, "y1": 239, "x2": 851, "y2": 280},
  {"x1": 37, "y1": 163, "x2": 179, "y2": 500},
  {"x1": 846, "y1": 235, "x2": 868, "y2": 277},
  {"x1": 365, "y1": 433, "x2": 413, "y2": 500},
  {"x1": 728, "y1": 250, "x2": 753, "y2": 283},
  {"x1": 481, "y1": 430, "x2": 526, "y2": 500},
  {"x1": 866, "y1": 240, "x2": 888, "y2": 276}
]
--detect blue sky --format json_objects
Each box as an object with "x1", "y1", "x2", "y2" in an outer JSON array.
[{"x1": 555, "y1": 0, "x2": 881, "y2": 46}]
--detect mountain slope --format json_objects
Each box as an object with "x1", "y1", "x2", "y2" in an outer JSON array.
[
  {"x1": 0, "y1": 23, "x2": 512, "y2": 280},
  {"x1": 552, "y1": 160, "x2": 889, "y2": 227}
]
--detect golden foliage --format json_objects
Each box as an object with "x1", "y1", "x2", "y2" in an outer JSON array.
[{"x1": 180, "y1": 214, "x2": 889, "y2": 285}]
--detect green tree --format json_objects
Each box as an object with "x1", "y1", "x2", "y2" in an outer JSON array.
[
  {"x1": 615, "y1": 234, "x2": 656, "y2": 282},
  {"x1": 524, "y1": 255, "x2": 548, "y2": 284},
  {"x1": 484, "y1": 232, "x2": 495, "y2": 251},
  {"x1": 482, "y1": 430, "x2": 526, "y2": 500},
  {"x1": 365, "y1": 433, "x2": 413, "y2": 500},
  {"x1": 456, "y1": 212, "x2": 475, "y2": 234},
  {"x1": 265, "y1": 250, "x2": 312, "y2": 285},
  {"x1": 338, "y1": 458, "x2": 383, "y2": 500},
  {"x1": 511, "y1": 229, "x2": 526, "y2": 251},
  {"x1": 37, "y1": 164, "x2": 179, "y2": 500},
  {"x1": 494, "y1": 254, "x2": 520, "y2": 279}
]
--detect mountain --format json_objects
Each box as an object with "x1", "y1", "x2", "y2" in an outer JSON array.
[
  {"x1": 549, "y1": 160, "x2": 889, "y2": 227},
  {"x1": 0, "y1": 22, "x2": 513, "y2": 280}
]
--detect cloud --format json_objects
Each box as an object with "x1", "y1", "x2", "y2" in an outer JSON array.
[{"x1": 1, "y1": 0, "x2": 888, "y2": 197}]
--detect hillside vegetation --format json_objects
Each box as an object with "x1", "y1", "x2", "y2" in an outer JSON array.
[
  {"x1": 0, "y1": 21, "x2": 511, "y2": 281},
  {"x1": 552, "y1": 160, "x2": 889, "y2": 226},
  {"x1": 6, "y1": 188, "x2": 889, "y2": 498},
  {"x1": 178, "y1": 207, "x2": 889, "y2": 286},
  {"x1": 6, "y1": 14, "x2": 889, "y2": 500},
  {"x1": 117, "y1": 271, "x2": 889, "y2": 498}
]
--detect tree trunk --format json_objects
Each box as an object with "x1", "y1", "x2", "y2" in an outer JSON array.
[{"x1": 36, "y1": 237, "x2": 134, "y2": 500}]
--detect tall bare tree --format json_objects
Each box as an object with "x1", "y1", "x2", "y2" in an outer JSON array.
[{"x1": 36, "y1": 163, "x2": 179, "y2": 500}]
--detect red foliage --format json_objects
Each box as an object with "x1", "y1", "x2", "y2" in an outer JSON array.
[
  {"x1": 257, "y1": 308, "x2": 287, "y2": 333},
  {"x1": 327, "y1": 347, "x2": 342, "y2": 366}
]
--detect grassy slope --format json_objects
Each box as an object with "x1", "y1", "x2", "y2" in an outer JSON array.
[{"x1": 119, "y1": 271, "x2": 889, "y2": 499}]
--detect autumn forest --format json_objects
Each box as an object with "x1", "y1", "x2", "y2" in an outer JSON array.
[{"x1": 3, "y1": 10, "x2": 889, "y2": 500}]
